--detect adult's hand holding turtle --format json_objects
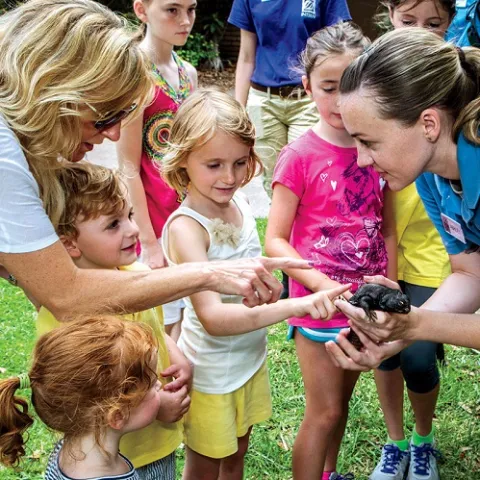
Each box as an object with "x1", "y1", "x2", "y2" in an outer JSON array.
[
  {"x1": 325, "y1": 276, "x2": 416, "y2": 370},
  {"x1": 326, "y1": 326, "x2": 409, "y2": 371},
  {"x1": 343, "y1": 281, "x2": 411, "y2": 349},
  {"x1": 335, "y1": 276, "x2": 418, "y2": 344}
]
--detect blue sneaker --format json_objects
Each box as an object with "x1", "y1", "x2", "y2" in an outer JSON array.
[
  {"x1": 407, "y1": 443, "x2": 441, "y2": 480},
  {"x1": 330, "y1": 474, "x2": 355, "y2": 480},
  {"x1": 369, "y1": 444, "x2": 410, "y2": 480}
]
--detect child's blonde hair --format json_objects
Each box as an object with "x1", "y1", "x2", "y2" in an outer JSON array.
[
  {"x1": 52, "y1": 163, "x2": 128, "y2": 237},
  {"x1": 0, "y1": 0, "x2": 153, "y2": 226},
  {"x1": 161, "y1": 89, "x2": 263, "y2": 196},
  {"x1": 298, "y1": 22, "x2": 370, "y2": 80},
  {"x1": 0, "y1": 316, "x2": 158, "y2": 467}
]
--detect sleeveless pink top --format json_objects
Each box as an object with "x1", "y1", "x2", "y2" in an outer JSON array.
[{"x1": 140, "y1": 52, "x2": 193, "y2": 239}]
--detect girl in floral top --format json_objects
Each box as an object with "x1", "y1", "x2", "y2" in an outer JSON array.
[{"x1": 117, "y1": 0, "x2": 198, "y2": 341}]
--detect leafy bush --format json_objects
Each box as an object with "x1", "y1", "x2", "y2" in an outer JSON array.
[
  {"x1": 176, "y1": 33, "x2": 217, "y2": 68},
  {"x1": 97, "y1": 0, "x2": 132, "y2": 14}
]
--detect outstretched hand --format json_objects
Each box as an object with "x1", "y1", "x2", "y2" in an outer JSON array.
[
  {"x1": 206, "y1": 256, "x2": 311, "y2": 308},
  {"x1": 294, "y1": 283, "x2": 352, "y2": 320}
]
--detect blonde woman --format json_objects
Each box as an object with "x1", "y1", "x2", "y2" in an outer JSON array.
[
  {"x1": 325, "y1": 29, "x2": 480, "y2": 359},
  {"x1": 0, "y1": 0, "x2": 307, "y2": 319}
]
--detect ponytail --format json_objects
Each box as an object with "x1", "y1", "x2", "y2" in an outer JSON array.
[
  {"x1": 453, "y1": 47, "x2": 480, "y2": 144},
  {"x1": 0, "y1": 377, "x2": 34, "y2": 467}
]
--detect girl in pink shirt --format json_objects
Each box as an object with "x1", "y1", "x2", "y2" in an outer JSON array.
[{"x1": 265, "y1": 23, "x2": 397, "y2": 480}]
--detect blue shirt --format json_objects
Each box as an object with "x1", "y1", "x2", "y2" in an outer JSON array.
[
  {"x1": 228, "y1": 0, "x2": 350, "y2": 87},
  {"x1": 416, "y1": 133, "x2": 480, "y2": 255},
  {"x1": 45, "y1": 440, "x2": 139, "y2": 480},
  {"x1": 445, "y1": 0, "x2": 477, "y2": 45}
]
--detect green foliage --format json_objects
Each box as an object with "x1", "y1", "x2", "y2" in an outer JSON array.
[
  {"x1": 176, "y1": 33, "x2": 217, "y2": 68},
  {"x1": 96, "y1": 0, "x2": 132, "y2": 14},
  {"x1": 202, "y1": 13, "x2": 225, "y2": 43}
]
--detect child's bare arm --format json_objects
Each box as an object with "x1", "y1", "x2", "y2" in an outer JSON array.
[
  {"x1": 117, "y1": 112, "x2": 166, "y2": 269},
  {"x1": 168, "y1": 214, "x2": 350, "y2": 335},
  {"x1": 266, "y1": 184, "x2": 342, "y2": 292},
  {"x1": 381, "y1": 188, "x2": 397, "y2": 281},
  {"x1": 184, "y1": 61, "x2": 198, "y2": 90}
]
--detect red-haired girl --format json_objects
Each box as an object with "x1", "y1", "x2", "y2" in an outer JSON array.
[{"x1": 0, "y1": 316, "x2": 161, "y2": 479}]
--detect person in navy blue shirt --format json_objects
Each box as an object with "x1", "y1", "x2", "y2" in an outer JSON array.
[
  {"x1": 228, "y1": 0, "x2": 351, "y2": 197},
  {"x1": 320, "y1": 28, "x2": 480, "y2": 370}
]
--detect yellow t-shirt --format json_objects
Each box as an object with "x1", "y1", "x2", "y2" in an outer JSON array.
[
  {"x1": 36, "y1": 262, "x2": 183, "y2": 468},
  {"x1": 396, "y1": 184, "x2": 451, "y2": 288}
]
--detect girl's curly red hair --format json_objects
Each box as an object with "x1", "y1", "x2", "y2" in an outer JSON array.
[{"x1": 0, "y1": 316, "x2": 158, "y2": 467}]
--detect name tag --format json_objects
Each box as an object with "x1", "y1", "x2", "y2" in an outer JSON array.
[
  {"x1": 441, "y1": 213, "x2": 466, "y2": 244},
  {"x1": 456, "y1": 0, "x2": 467, "y2": 7}
]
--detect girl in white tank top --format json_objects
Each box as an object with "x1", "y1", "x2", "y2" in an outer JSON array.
[{"x1": 160, "y1": 89, "x2": 350, "y2": 479}]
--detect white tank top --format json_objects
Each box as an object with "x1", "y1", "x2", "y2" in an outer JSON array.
[{"x1": 162, "y1": 194, "x2": 267, "y2": 394}]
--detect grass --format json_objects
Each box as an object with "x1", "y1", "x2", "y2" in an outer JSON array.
[{"x1": 1, "y1": 218, "x2": 479, "y2": 479}]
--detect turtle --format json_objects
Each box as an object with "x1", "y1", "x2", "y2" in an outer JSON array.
[{"x1": 344, "y1": 283, "x2": 411, "y2": 350}]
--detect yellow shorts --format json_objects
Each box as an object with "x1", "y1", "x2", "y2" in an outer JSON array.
[{"x1": 183, "y1": 361, "x2": 272, "y2": 459}]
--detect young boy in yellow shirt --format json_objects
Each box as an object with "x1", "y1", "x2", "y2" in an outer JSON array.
[{"x1": 37, "y1": 162, "x2": 190, "y2": 479}]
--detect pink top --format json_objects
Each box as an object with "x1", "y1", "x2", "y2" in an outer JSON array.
[
  {"x1": 273, "y1": 129, "x2": 388, "y2": 328},
  {"x1": 140, "y1": 52, "x2": 193, "y2": 240}
]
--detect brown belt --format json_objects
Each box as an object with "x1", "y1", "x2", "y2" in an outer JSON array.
[{"x1": 250, "y1": 81, "x2": 307, "y2": 99}]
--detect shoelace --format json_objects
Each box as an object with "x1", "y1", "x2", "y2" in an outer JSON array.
[
  {"x1": 380, "y1": 444, "x2": 408, "y2": 474},
  {"x1": 329, "y1": 473, "x2": 355, "y2": 480},
  {"x1": 411, "y1": 443, "x2": 441, "y2": 475}
]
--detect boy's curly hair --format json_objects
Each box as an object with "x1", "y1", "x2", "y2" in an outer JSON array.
[{"x1": 53, "y1": 162, "x2": 128, "y2": 237}]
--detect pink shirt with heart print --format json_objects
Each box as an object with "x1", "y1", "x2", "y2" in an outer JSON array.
[{"x1": 272, "y1": 129, "x2": 388, "y2": 328}]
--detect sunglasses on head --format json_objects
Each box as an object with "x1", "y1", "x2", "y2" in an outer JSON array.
[{"x1": 87, "y1": 102, "x2": 138, "y2": 131}]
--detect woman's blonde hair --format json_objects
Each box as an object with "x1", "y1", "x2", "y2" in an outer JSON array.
[
  {"x1": 0, "y1": 316, "x2": 158, "y2": 467},
  {"x1": 0, "y1": 0, "x2": 154, "y2": 226},
  {"x1": 162, "y1": 89, "x2": 263, "y2": 196},
  {"x1": 340, "y1": 28, "x2": 480, "y2": 144},
  {"x1": 298, "y1": 22, "x2": 370, "y2": 80}
]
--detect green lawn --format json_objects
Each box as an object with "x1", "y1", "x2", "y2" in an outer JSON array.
[{"x1": 1, "y1": 219, "x2": 479, "y2": 479}]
